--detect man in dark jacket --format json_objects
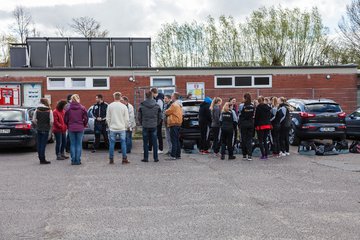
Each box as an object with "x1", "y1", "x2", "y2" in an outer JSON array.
[
  {"x1": 138, "y1": 91, "x2": 162, "y2": 162},
  {"x1": 150, "y1": 88, "x2": 164, "y2": 153},
  {"x1": 92, "y1": 94, "x2": 109, "y2": 153},
  {"x1": 199, "y1": 97, "x2": 212, "y2": 154}
]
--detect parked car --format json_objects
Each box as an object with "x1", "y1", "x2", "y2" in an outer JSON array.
[
  {"x1": 287, "y1": 99, "x2": 346, "y2": 145},
  {"x1": 0, "y1": 107, "x2": 53, "y2": 150},
  {"x1": 346, "y1": 108, "x2": 360, "y2": 139},
  {"x1": 179, "y1": 100, "x2": 203, "y2": 150}
]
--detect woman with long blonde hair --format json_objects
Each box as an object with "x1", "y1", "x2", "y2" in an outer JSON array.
[
  {"x1": 219, "y1": 102, "x2": 237, "y2": 160},
  {"x1": 210, "y1": 97, "x2": 222, "y2": 156}
]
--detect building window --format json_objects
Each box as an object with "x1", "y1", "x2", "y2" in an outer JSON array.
[
  {"x1": 215, "y1": 75, "x2": 272, "y2": 88},
  {"x1": 71, "y1": 78, "x2": 86, "y2": 88},
  {"x1": 48, "y1": 78, "x2": 65, "y2": 88},
  {"x1": 47, "y1": 77, "x2": 110, "y2": 90},
  {"x1": 150, "y1": 76, "x2": 176, "y2": 95},
  {"x1": 93, "y1": 78, "x2": 108, "y2": 88}
]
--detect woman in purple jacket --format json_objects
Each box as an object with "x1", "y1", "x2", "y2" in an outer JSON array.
[{"x1": 64, "y1": 94, "x2": 88, "y2": 165}]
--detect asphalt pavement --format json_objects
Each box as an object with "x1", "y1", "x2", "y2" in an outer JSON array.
[{"x1": 0, "y1": 141, "x2": 359, "y2": 240}]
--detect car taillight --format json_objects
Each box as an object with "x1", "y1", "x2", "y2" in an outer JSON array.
[
  {"x1": 338, "y1": 112, "x2": 346, "y2": 118},
  {"x1": 338, "y1": 125, "x2": 346, "y2": 129},
  {"x1": 15, "y1": 124, "x2": 32, "y2": 130},
  {"x1": 300, "y1": 112, "x2": 316, "y2": 118}
]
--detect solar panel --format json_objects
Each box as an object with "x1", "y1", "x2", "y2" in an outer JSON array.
[{"x1": 48, "y1": 38, "x2": 69, "y2": 67}]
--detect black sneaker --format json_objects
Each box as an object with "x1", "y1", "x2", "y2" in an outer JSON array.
[
  {"x1": 91, "y1": 149, "x2": 96, "y2": 153},
  {"x1": 154, "y1": 159, "x2": 159, "y2": 162},
  {"x1": 242, "y1": 156, "x2": 247, "y2": 161},
  {"x1": 228, "y1": 156, "x2": 236, "y2": 160},
  {"x1": 40, "y1": 160, "x2": 51, "y2": 164},
  {"x1": 141, "y1": 159, "x2": 149, "y2": 162},
  {"x1": 220, "y1": 155, "x2": 225, "y2": 160}
]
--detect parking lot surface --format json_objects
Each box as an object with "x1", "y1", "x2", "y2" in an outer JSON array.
[{"x1": 0, "y1": 141, "x2": 360, "y2": 240}]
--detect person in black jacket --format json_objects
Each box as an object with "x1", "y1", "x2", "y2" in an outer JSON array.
[
  {"x1": 220, "y1": 102, "x2": 237, "y2": 160},
  {"x1": 91, "y1": 94, "x2": 109, "y2": 153},
  {"x1": 199, "y1": 97, "x2": 212, "y2": 154},
  {"x1": 278, "y1": 97, "x2": 291, "y2": 157},
  {"x1": 238, "y1": 93, "x2": 255, "y2": 161},
  {"x1": 210, "y1": 97, "x2": 222, "y2": 156},
  {"x1": 270, "y1": 97, "x2": 281, "y2": 157},
  {"x1": 149, "y1": 88, "x2": 164, "y2": 153},
  {"x1": 254, "y1": 96, "x2": 272, "y2": 160}
]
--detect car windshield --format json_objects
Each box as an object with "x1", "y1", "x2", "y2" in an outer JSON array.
[
  {"x1": 0, "y1": 110, "x2": 23, "y2": 122},
  {"x1": 183, "y1": 105, "x2": 200, "y2": 113},
  {"x1": 305, "y1": 103, "x2": 341, "y2": 113}
]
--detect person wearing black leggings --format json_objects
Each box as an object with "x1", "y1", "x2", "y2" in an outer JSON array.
[
  {"x1": 254, "y1": 96, "x2": 272, "y2": 160},
  {"x1": 210, "y1": 97, "x2": 222, "y2": 156},
  {"x1": 278, "y1": 97, "x2": 291, "y2": 157},
  {"x1": 238, "y1": 93, "x2": 255, "y2": 161},
  {"x1": 270, "y1": 97, "x2": 281, "y2": 158},
  {"x1": 220, "y1": 102, "x2": 238, "y2": 160}
]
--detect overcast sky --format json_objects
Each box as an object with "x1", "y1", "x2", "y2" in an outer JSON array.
[{"x1": 0, "y1": 0, "x2": 353, "y2": 38}]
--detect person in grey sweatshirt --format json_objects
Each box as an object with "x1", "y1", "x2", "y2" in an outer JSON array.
[
  {"x1": 138, "y1": 91, "x2": 162, "y2": 162},
  {"x1": 210, "y1": 97, "x2": 222, "y2": 156}
]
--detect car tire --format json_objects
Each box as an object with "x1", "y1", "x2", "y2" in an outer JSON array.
[{"x1": 289, "y1": 126, "x2": 300, "y2": 146}]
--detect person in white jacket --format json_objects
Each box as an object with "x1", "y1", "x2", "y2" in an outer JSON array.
[
  {"x1": 122, "y1": 96, "x2": 136, "y2": 153},
  {"x1": 106, "y1": 92, "x2": 129, "y2": 164}
]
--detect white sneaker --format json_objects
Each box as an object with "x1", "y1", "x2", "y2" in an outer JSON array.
[
  {"x1": 285, "y1": 152, "x2": 290, "y2": 156},
  {"x1": 158, "y1": 150, "x2": 163, "y2": 154},
  {"x1": 279, "y1": 152, "x2": 286, "y2": 157}
]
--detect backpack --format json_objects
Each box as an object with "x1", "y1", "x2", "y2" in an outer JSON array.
[
  {"x1": 315, "y1": 143, "x2": 338, "y2": 156},
  {"x1": 349, "y1": 141, "x2": 360, "y2": 153},
  {"x1": 334, "y1": 140, "x2": 349, "y2": 151}
]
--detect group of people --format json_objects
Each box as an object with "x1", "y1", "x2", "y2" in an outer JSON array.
[
  {"x1": 198, "y1": 93, "x2": 292, "y2": 161},
  {"x1": 32, "y1": 88, "x2": 291, "y2": 165}
]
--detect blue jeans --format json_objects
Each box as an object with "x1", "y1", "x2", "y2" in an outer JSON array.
[
  {"x1": 69, "y1": 131, "x2": 84, "y2": 164},
  {"x1": 142, "y1": 128, "x2": 158, "y2": 161},
  {"x1": 126, "y1": 130, "x2": 132, "y2": 153},
  {"x1": 37, "y1": 130, "x2": 49, "y2": 161},
  {"x1": 54, "y1": 132, "x2": 66, "y2": 156},
  {"x1": 170, "y1": 126, "x2": 181, "y2": 158},
  {"x1": 109, "y1": 130, "x2": 127, "y2": 159}
]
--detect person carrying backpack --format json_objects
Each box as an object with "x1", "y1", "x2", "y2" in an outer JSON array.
[
  {"x1": 220, "y1": 102, "x2": 237, "y2": 160},
  {"x1": 238, "y1": 93, "x2": 255, "y2": 161},
  {"x1": 278, "y1": 97, "x2": 292, "y2": 157}
]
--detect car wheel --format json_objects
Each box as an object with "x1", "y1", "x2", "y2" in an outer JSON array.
[{"x1": 289, "y1": 127, "x2": 300, "y2": 146}]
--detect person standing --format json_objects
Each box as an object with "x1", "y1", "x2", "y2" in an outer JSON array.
[
  {"x1": 278, "y1": 97, "x2": 291, "y2": 157},
  {"x1": 106, "y1": 92, "x2": 130, "y2": 164},
  {"x1": 122, "y1": 96, "x2": 136, "y2": 154},
  {"x1": 229, "y1": 97, "x2": 239, "y2": 145},
  {"x1": 210, "y1": 97, "x2": 222, "y2": 157},
  {"x1": 33, "y1": 98, "x2": 53, "y2": 164},
  {"x1": 254, "y1": 96, "x2": 272, "y2": 160},
  {"x1": 270, "y1": 97, "x2": 281, "y2": 158},
  {"x1": 199, "y1": 97, "x2": 212, "y2": 154},
  {"x1": 64, "y1": 94, "x2": 88, "y2": 165},
  {"x1": 219, "y1": 102, "x2": 237, "y2": 160},
  {"x1": 91, "y1": 94, "x2": 109, "y2": 153},
  {"x1": 150, "y1": 88, "x2": 164, "y2": 153},
  {"x1": 238, "y1": 93, "x2": 255, "y2": 161},
  {"x1": 65, "y1": 94, "x2": 72, "y2": 153},
  {"x1": 138, "y1": 91, "x2": 162, "y2": 162},
  {"x1": 53, "y1": 100, "x2": 68, "y2": 160},
  {"x1": 165, "y1": 92, "x2": 183, "y2": 160},
  {"x1": 163, "y1": 94, "x2": 173, "y2": 155}
]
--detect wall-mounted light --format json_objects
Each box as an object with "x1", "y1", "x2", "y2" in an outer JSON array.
[
  {"x1": 326, "y1": 75, "x2": 331, "y2": 80},
  {"x1": 128, "y1": 76, "x2": 135, "y2": 82}
]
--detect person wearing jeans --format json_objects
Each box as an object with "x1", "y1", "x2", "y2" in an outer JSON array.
[
  {"x1": 138, "y1": 91, "x2": 161, "y2": 162},
  {"x1": 32, "y1": 98, "x2": 53, "y2": 164},
  {"x1": 53, "y1": 100, "x2": 68, "y2": 160},
  {"x1": 64, "y1": 94, "x2": 88, "y2": 165},
  {"x1": 165, "y1": 92, "x2": 183, "y2": 160},
  {"x1": 122, "y1": 96, "x2": 136, "y2": 154},
  {"x1": 106, "y1": 92, "x2": 129, "y2": 164},
  {"x1": 109, "y1": 130, "x2": 127, "y2": 161}
]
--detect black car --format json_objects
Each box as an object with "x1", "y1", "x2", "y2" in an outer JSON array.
[
  {"x1": 179, "y1": 100, "x2": 203, "y2": 150},
  {"x1": 0, "y1": 107, "x2": 53, "y2": 150},
  {"x1": 287, "y1": 99, "x2": 346, "y2": 145},
  {"x1": 346, "y1": 108, "x2": 360, "y2": 139}
]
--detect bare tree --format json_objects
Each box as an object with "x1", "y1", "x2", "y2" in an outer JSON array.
[
  {"x1": 12, "y1": 6, "x2": 32, "y2": 43},
  {"x1": 70, "y1": 16, "x2": 108, "y2": 37},
  {"x1": 338, "y1": 0, "x2": 360, "y2": 53}
]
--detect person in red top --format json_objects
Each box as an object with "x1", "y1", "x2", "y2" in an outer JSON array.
[
  {"x1": 254, "y1": 96, "x2": 272, "y2": 160},
  {"x1": 53, "y1": 100, "x2": 69, "y2": 160}
]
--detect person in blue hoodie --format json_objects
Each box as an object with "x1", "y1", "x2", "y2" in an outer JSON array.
[{"x1": 199, "y1": 97, "x2": 212, "y2": 154}]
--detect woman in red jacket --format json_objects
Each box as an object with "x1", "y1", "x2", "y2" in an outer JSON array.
[{"x1": 53, "y1": 100, "x2": 68, "y2": 160}]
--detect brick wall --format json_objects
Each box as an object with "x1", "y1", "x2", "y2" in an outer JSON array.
[{"x1": 0, "y1": 73, "x2": 357, "y2": 113}]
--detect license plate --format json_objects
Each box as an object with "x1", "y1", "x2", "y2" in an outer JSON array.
[
  {"x1": 0, "y1": 129, "x2": 10, "y2": 134},
  {"x1": 190, "y1": 120, "x2": 199, "y2": 126},
  {"x1": 320, "y1": 127, "x2": 335, "y2": 132}
]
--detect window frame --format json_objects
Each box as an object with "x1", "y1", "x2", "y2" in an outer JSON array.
[
  {"x1": 47, "y1": 76, "x2": 110, "y2": 90},
  {"x1": 214, "y1": 75, "x2": 272, "y2": 88}
]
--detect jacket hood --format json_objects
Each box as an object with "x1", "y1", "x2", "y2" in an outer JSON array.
[
  {"x1": 204, "y1": 97, "x2": 212, "y2": 104},
  {"x1": 69, "y1": 102, "x2": 83, "y2": 110},
  {"x1": 142, "y1": 98, "x2": 157, "y2": 108},
  {"x1": 37, "y1": 104, "x2": 50, "y2": 111}
]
